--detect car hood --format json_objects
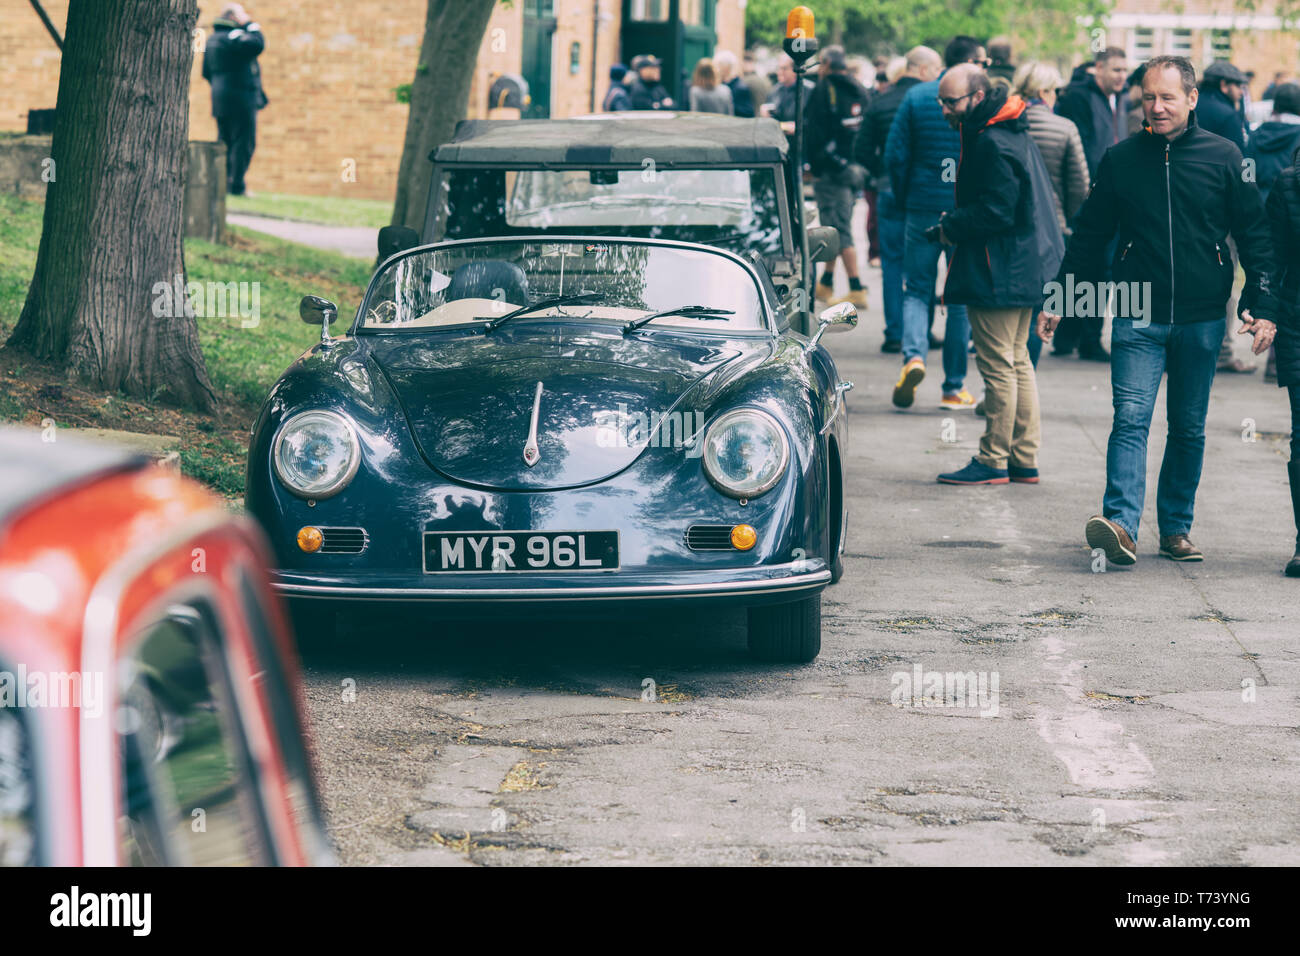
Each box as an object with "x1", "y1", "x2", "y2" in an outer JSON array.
[{"x1": 365, "y1": 326, "x2": 749, "y2": 490}]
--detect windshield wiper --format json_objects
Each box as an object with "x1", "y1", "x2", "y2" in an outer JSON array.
[
  {"x1": 481, "y1": 291, "x2": 604, "y2": 331},
  {"x1": 623, "y1": 305, "x2": 735, "y2": 335}
]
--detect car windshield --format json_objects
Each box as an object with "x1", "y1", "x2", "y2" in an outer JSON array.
[
  {"x1": 435, "y1": 167, "x2": 787, "y2": 260},
  {"x1": 359, "y1": 240, "x2": 765, "y2": 332}
]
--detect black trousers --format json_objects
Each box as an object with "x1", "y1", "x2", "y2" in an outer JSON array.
[{"x1": 216, "y1": 109, "x2": 257, "y2": 195}]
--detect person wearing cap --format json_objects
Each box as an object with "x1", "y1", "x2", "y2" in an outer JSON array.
[
  {"x1": 487, "y1": 72, "x2": 530, "y2": 119},
  {"x1": 1199, "y1": 60, "x2": 1257, "y2": 373},
  {"x1": 1198, "y1": 60, "x2": 1249, "y2": 149},
  {"x1": 805, "y1": 45, "x2": 870, "y2": 310},
  {"x1": 629, "y1": 55, "x2": 674, "y2": 111},
  {"x1": 602, "y1": 63, "x2": 633, "y2": 112}
]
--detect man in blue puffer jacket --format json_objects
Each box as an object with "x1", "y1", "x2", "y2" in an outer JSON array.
[{"x1": 884, "y1": 35, "x2": 986, "y2": 410}]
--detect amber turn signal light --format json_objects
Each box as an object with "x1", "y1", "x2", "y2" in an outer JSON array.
[
  {"x1": 786, "y1": 5, "x2": 815, "y2": 40},
  {"x1": 731, "y1": 524, "x2": 758, "y2": 550},
  {"x1": 297, "y1": 526, "x2": 323, "y2": 552}
]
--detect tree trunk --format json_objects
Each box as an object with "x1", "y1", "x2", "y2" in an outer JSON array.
[
  {"x1": 8, "y1": 0, "x2": 217, "y2": 411},
  {"x1": 391, "y1": 0, "x2": 498, "y2": 231}
]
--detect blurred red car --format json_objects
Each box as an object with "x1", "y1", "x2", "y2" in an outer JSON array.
[{"x1": 0, "y1": 428, "x2": 331, "y2": 866}]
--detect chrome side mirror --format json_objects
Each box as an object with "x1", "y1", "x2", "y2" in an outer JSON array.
[
  {"x1": 805, "y1": 301, "x2": 858, "y2": 353},
  {"x1": 300, "y1": 294, "x2": 338, "y2": 347}
]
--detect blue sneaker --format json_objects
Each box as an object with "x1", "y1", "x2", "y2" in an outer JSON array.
[{"x1": 937, "y1": 458, "x2": 1009, "y2": 485}]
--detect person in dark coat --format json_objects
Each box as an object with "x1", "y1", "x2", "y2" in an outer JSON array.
[
  {"x1": 202, "y1": 3, "x2": 267, "y2": 197},
  {"x1": 1264, "y1": 152, "x2": 1300, "y2": 575},
  {"x1": 1245, "y1": 83, "x2": 1300, "y2": 201},
  {"x1": 930, "y1": 66, "x2": 1064, "y2": 486},
  {"x1": 1040, "y1": 56, "x2": 1279, "y2": 567},
  {"x1": 1056, "y1": 47, "x2": 1128, "y2": 179},
  {"x1": 602, "y1": 64, "x2": 632, "y2": 112},
  {"x1": 1196, "y1": 60, "x2": 1248, "y2": 150},
  {"x1": 628, "y1": 55, "x2": 674, "y2": 110},
  {"x1": 805, "y1": 46, "x2": 869, "y2": 308},
  {"x1": 714, "y1": 51, "x2": 754, "y2": 118}
]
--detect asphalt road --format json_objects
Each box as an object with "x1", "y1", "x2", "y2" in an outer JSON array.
[{"x1": 298, "y1": 235, "x2": 1300, "y2": 867}]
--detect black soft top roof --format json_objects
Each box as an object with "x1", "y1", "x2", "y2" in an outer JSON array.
[
  {"x1": 0, "y1": 428, "x2": 146, "y2": 530},
  {"x1": 433, "y1": 114, "x2": 789, "y2": 166}
]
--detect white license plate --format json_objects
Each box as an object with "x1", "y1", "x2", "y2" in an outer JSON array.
[{"x1": 423, "y1": 530, "x2": 619, "y2": 572}]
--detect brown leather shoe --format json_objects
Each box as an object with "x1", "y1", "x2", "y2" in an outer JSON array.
[
  {"x1": 1086, "y1": 515, "x2": 1136, "y2": 566},
  {"x1": 1159, "y1": 534, "x2": 1204, "y2": 561}
]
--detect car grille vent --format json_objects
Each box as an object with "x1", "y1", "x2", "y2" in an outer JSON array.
[
  {"x1": 685, "y1": 524, "x2": 736, "y2": 551},
  {"x1": 319, "y1": 527, "x2": 369, "y2": 554}
]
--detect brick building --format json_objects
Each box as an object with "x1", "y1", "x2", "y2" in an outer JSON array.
[
  {"x1": 1097, "y1": 0, "x2": 1300, "y2": 90},
  {"x1": 0, "y1": 1, "x2": 745, "y2": 201}
]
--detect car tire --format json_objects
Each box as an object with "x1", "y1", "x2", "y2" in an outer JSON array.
[{"x1": 747, "y1": 595, "x2": 821, "y2": 663}]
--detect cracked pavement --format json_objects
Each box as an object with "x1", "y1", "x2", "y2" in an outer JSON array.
[{"x1": 298, "y1": 254, "x2": 1300, "y2": 867}]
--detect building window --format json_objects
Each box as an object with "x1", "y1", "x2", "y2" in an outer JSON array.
[
  {"x1": 525, "y1": 0, "x2": 556, "y2": 14},
  {"x1": 1210, "y1": 29, "x2": 1232, "y2": 60},
  {"x1": 629, "y1": 0, "x2": 668, "y2": 21},
  {"x1": 1132, "y1": 28, "x2": 1155, "y2": 63},
  {"x1": 1170, "y1": 29, "x2": 1192, "y2": 56}
]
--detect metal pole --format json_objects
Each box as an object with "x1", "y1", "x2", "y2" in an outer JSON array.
[{"x1": 792, "y1": 62, "x2": 811, "y2": 335}]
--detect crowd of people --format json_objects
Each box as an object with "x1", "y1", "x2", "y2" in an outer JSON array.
[{"x1": 603, "y1": 38, "x2": 1300, "y2": 578}]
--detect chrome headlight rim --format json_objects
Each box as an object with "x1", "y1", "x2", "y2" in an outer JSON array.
[
  {"x1": 702, "y1": 407, "x2": 790, "y2": 499},
  {"x1": 271, "y1": 409, "x2": 361, "y2": 500}
]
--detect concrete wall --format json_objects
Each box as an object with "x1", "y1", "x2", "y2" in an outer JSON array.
[{"x1": 0, "y1": 135, "x2": 226, "y2": 242}]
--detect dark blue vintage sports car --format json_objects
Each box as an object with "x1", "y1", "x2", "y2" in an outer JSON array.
[{"x1": 245, "y1": 236, "x2": 856, "y2": 662}]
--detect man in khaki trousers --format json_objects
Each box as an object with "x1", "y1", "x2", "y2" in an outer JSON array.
[{"x1": 926, "y1": 65, "x2": 1064, "y2": 485}]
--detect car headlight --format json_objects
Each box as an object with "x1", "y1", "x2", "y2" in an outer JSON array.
[
  {"x1": 272, "y1": 410, "x2": 361, "y2": 499},
  {"x1": 702, "y1": 408, "x2": 789, "y2": 498}
]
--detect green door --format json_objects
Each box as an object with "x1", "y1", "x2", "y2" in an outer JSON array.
[{"x1": 523, "y1": 0, "x2": 557, "y2": 118}]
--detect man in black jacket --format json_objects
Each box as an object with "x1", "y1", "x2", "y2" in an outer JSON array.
[
  {"x1": 1040, "y1": 55, "x2": 1278, "y2": 566},
  {"x1": 806, "y1": 46, "x2": 869, "y2": 308},
  {"x1": 202, "y1": 4, "x2": 267, "y2": 197},
  {"x1": 930, "y1": 65, "x2": 1064, "y2": 486},
  {"x1": 854, "y1": 46, "x2": 941, "y2": 351},
  {"x1": 628, "y1": 55, "x2": 675, "y2": 111}
]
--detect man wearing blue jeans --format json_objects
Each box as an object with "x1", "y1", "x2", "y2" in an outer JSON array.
[
  {"x1": 1040, "y1": 55, "x2": 1278, "y2": 565},
  {"x1": 884, "y1": 35, "x2": 986, "y2": 410}
]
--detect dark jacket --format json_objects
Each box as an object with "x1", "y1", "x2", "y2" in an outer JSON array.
[
  {"x1": 629, "y1": 74, "x2": 674, "y2": 110},
  {"x1": 884, "y1": 76, "x2": 963, "y2": 213},
  {"x1": 804, "y1": 72, "x2": 867, "y2": 178},
  {"x1": 726, "y1": 77, "x2": 755, "y2": 118},
  {"x1": 1195, "y1": 87, "x2": 1247, "y2": 150},
  {"x1": 1245, "y1": 120, "x2": 1300, "y2": 201},
  {"x1": 765, "y1": 78, "x2": 812, "y2": 122},
  {"x1": 1023, "y1": 103, "x2": 1090, "y2": 235},
  {"x1": 853, "y1": 75, "x2": 921, "y2": 192},
  {"x1": 603, "y1": 82, "x2": 632, "y2": 112},
  {"x1": 1054, "y1": 112, "x2": 1277, "y2": 326},
  {"x1": 1055, "y1": 76, "x2": 1119, "y2": 177},
  {"x1": 202, "y1": 18, "x2": 267, "y2": 118},
  {"x1": 1265, "y1": 158, "x2": 1300, "y2": 387},
  {"x1": 940, "y1": 90, "x2": 1065, "y2": 309}
]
